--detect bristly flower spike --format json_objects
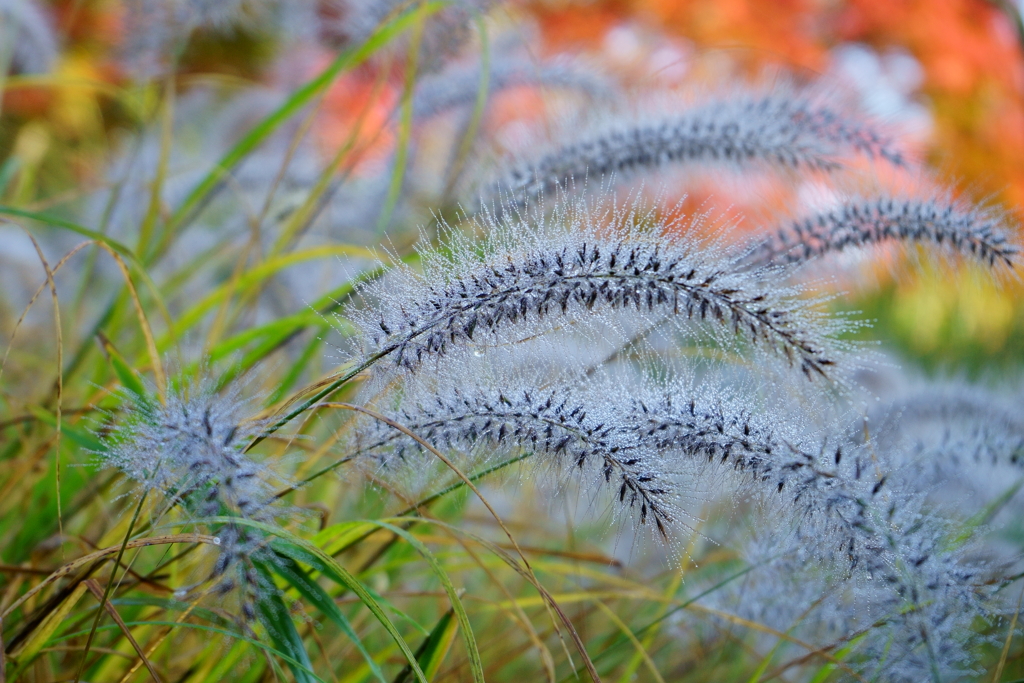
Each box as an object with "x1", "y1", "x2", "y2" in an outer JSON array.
[
  {"x1": 483, "y1": 86, "x2": 907, "y2": 211},
  {"x1": 351, "y1": 381, "x2": 677, "y2": 536},
  {"x1": 101, "y1": 375, "x2": 292, "y2": 622},
  {"x1": 350, "y1": 196, "x2": 850, "y2": 387},
  {"x1": 746, "y1": 193, "x2": 1019, "y2": 270}
]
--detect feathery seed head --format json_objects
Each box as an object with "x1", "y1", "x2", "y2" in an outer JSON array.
[
  {"x1": 101, "y1": 376, "x2": 296, "y2": 619},
  {"x1": 747, "y1": 192, "x2": 1020, "y2": 270},
  {"x1": 351, "y1": 378, "x2": 679, "y2": 535},
  {"x1": 103, "y1": 378, "x2": 281, "y2": 521},
  {"x1": 481, "y1": 86, "x2": 907, "y2": 211},
  {"x1": 349, "y1": 196, "x2": 851, "y2": 388}
]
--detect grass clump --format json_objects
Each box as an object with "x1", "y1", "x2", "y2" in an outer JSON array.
[{"x1": 1, "y1": 2, "x2": 1023, "y2": 682}]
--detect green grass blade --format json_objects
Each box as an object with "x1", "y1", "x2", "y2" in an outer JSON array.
[
  {"x1": 807, "y1": 633, "x2": 865, "y2": 683},
  {"x1": 375, "y1": 4, "x2": 426, "y2": 233},
  {"x1": 355, "y1": 521, "x2": 484, "y2": 683},
  {"x1": 98, "y1": 336, "x2": 150, "y2": 406},
  {"x1": 0, "y1": 206, "x2": 139, "y2": 261},
  {"x1": 196, "y1": 517, "x2": 430, "y2": 683},
  {"x1": 271, "y1": 539, "x2": 429, "y2": 637},
  {"x1": 164, "y1": 245, "x2": 375, "y2": 343},
  {"x1": 51, "y1": 620, "x2": 326, "y2": 680},
  {"x1": 267, "y1": 334, "x2": 324, "y2": 406},
  {"x1": 30, "y1": 406, "x2": 106, "y2": 453},
  {"x1": 272, "y1": 552, "x2": 389, "y2": 683},
  {"x1": 392, "y1": 608, "x2": 456, "y2": 683},
  {"x1": 253, "y1": 559, "x2": 319, "y2": 683},
  {"x1": 162, "y1": 2, "x2": 448, "y2": 244}
]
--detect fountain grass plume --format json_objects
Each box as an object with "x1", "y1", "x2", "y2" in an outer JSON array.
[
  {"x1": 699, "y1": 500, "x2": 996, "y2": 683},
  {"x1": 344, "y1": 364, "x2": 996, "y2": 678},
  {"x1": 100, "y1": 375, "x2": 295, "y2": 622},
  {"x1": 860, "y1": 378, "x2": 1024, "y2": 509},
  {"x1": 351, "y1": 380, "x2": 678, "y2": 535},
  {"x1": 348, "y1": 196, "x2": 853, "y2": 388},
  {"x1": 482, "y1": 84, "x2": 907, "y2": 211},
  {"x1": 747, "y1": 192, "x2": 1019, "y2": 270},
  {"x1": 655, "y1": 390, "x2": 1000, "y2": 680}
]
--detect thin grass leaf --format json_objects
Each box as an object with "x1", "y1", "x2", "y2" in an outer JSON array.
[
  {"x1": 392, "y1": 608, "x2": 456, "y2": 683},
  {"x1": 314, "y1": 522, "x2": 381, "y2": 556},
  {"x1": 271, "y1": 538, "x2": 430, "y2": 637},
  {"x1": 271, "y1": 552, "x2": 389, "y2": 683},
  {"x1": 165, "y1": 245, "x2": 376, "y2": 343},
  {"x1": 0, "y1": 206, "x2": 138, "y2": 262},
  {"x1": 82, "y1": 579, "x2": 162, "y2": 683},
  {"x1": 29, "y1": 406, "x2": 105, "y2": 453},
  {"x1": 49, "y1": 620, "x2": 327, "y2": 680},
  {"x1": 346, "y1": 520, "x2": 484, "y2": 683},
  {"x1": 0, "y1": 534, "x2": 220, "y2": 622},
  {"x1": 73, "y1": 491, "x2": 148, "y2": 683},
  {"x1": 252, "y1": 560, "x2": 319, "y2": 683},
  {"x1": 376, "y1": 3, "x2": 426, "y2": 232},
  {"x1": 98, "y1": 334, "x2": 149, "y2": 404},
  {"x1": 163, "y1": 3, "x2": 448, "y2": 240},
  {"x1": 200, "y1": 516, "x2": 431, "y2": 683},
  {"x1": 805, "y1": 634, "x2": 865, "y2": 683},
  {"x1": 6, "y1": 582, "x2": 88, "y2": 678},
  {"x1": 590, "y1": 601, "x2": 665, "y2": 683},
  {"x1": 267, "y1": 334, "x2": 324, "y2": 406}
]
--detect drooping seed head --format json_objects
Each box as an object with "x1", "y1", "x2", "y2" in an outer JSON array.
[
  {"x1": 481, "y1": 85, "x2": 907, "y2": 211},
  {"x1": 746, "y1": 193, "x2": 1019, "y2": 270},
  {"x1": 348, "y1": 196, "x2": 852, "y2": 389}
]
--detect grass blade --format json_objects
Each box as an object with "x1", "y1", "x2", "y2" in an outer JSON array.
[
  {"x1": 199, "y1": 517, "x2": 430, "y2": 683},
  {"x1": 392, "y1": 608, "x2": 457, "y2": 683},
  {"x1": 252, "y1": 560, "x2": 319, "y2": 683},
  {"x1": 162, "y1": 3, "x2": 448, "y2": 242},
  {"x1": 271, "y1": 552, "x2": 389, "y2": 683}
]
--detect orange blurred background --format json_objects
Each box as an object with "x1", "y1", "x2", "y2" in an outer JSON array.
[{"x1": 4, "y1": 0, "x2": 1024, "y2": 369}]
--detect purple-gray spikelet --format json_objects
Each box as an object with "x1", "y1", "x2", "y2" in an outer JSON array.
[
  {"x1": 747, "y1": 194, "x2": 1019, "y2": 269},
  {"x1": 353, "y1": 383, "x2": 676, "y2": 534},
  {"x1": 484, "y1": 89, "x2": 906, "y2": 210},
  {"x1": 351, "y1": 199, "x2": 848, "y2": 385},
  {"x1": 101, "y1": 378, "x2": 291, "y2": 621}
]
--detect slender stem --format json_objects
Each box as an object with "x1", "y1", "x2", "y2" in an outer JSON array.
[
  {"x1": 245, "y1": 351, "x2": 387, "y2": 452},
  {"x1": 74, "y1": 491, "x2": 148, "y2": 683}
]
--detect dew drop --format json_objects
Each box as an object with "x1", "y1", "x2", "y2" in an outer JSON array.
[
  {"x1": 213, "y1": 536, "x2": 222, "y2": 546},
  {"x1": 473, "y1": 349, "x2": 485, "y2": 357}
]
